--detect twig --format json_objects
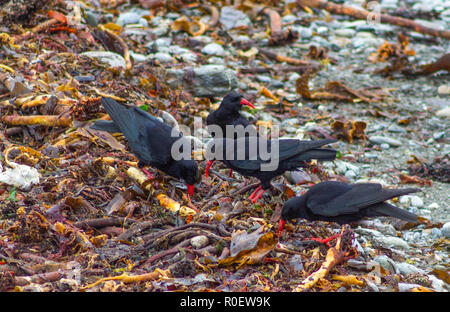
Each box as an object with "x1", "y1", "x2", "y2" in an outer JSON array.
[{"x1": 72, "y1": 217, "x2": 130, "y2": 230}]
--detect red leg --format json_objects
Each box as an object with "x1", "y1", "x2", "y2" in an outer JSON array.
[
  {"x1": 142, "y1": 168, "x2": 154, "y2": 180},
  {"x1": 228, "y1": 169, "x2": 233, "y2": 177},
  {"x1": 205, "y1": 160, "x2": 214, "y2": 178},
  {"x1": 306, "y1": 233, "x2": 340, "y2": 247},
  {"x1": 248, "y1": 185, "x2": 262, "y2": 200},
  {"x1": 250, "y1": 188, "x2": 266, "y2": 203}
]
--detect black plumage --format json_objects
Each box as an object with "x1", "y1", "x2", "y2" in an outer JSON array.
[
  {"x1": 206, "y1": 91, "x2": 255, "y2": 138},
  {"x1": 278, "y1": 181, "x2": 419, "y2": 235},
  {"x1": 91, "y1": 97, "x2": 200, "y2": 195},
  {"x1": 206, "y1": 137, "x2": 337, "y2": 202}
]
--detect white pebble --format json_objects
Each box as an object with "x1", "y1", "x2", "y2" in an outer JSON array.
[
  {"x1": 190, "y1": 235, "x2": 209, "y2": 249},
  {"x1": 409, "y1": 196, "x2": 424, "y2": 208}
]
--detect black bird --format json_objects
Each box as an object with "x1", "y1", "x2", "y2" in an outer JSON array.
[
  {"x1": 91, "y1": 97, "x2": 200, "y2": 196},
  {"x1": 206, "y1": 91, "x2": 256, "y2": 177},
  {"x1": 278, "y1": 181, "x2": 419, "y2": 240},
  {"x1": 205, "y1": 137, "x2": 337, "y2": 202},
  {"x1": 206, "y1": 91, "x2": 255, "y2": 138}
]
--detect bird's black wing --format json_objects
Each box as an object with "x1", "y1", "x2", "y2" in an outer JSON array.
[
  {"x1": 307, "y1": 183, "x2": 419, "y2": 216},
  {"x1": 224, "y1": 138, "x2": 336, "y2": 171},
  {"x1": 99, "y1": 97, "x2": 182, "y2": 165}
]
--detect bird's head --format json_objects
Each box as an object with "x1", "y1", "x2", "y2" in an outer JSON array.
[
  {"x1": 178, "y1": 160, "x2": 201, "y2": 197},
  {"x1": 277, "y1": 196, "x2": 308, "y2": 237},
  {"x1": 221, "y1": 91, "x2": 255, "y2": 113}
]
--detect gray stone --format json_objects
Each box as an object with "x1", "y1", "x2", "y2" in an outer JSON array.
[
  {"x1": 335, "y1": 28, "x2": 356, "y2": 38},
  {"x1": 369, "y1": 135, "x2": 402, "y2": 147},
  {"x1": 256, "y1": 75, "x2": 272, "y2": 83},
  {"x1": 396, "y1": 262, "x2": 425, "y2": 275},
  {"x1": 219, "y1": 7, "x2": 251, "y2": 30},
  {"x1": 373, "y1": 255, "x2": 397, "y2": 273},
  {"x1": 201, "y1": 43, "x2": 225, "y2": 56},
  {"x1": 441, "y1": 222, "x2": 450, "y2": 238},
  {"x1": 436, "y1": 106, "x2": 450, "y2": 117},
  {"x1": 377, "y1": 236, "x2": 409, "y2": 250},
  {"x1": 167, "y1": 65, "x2": 238, "y2": 97},
  {"x1": 116, "y1": 11, "x2": 149, "y2": 27},
  {"x1": 190, "y1": 235, "x2": 209, "y2": 249},
  {"x1": 152, "y1": 52, "x2": 174, "y2": 64},
  {"x1": 81, "y1": 51, "x2": 126, "y2": 69}
]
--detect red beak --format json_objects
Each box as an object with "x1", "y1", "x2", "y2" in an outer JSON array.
[
  {"x1": 240, "y1": 98, "x2": 255, "y2": 109},
  {"x1": 277, "y1": 220, "x2": 286, "y2": 238},
  {"x1": 205, "y1": 160, "x2": 214, "y2": 178},
  {"x1": 187, "y1": 184, "x2": 194, "y2": 197}
]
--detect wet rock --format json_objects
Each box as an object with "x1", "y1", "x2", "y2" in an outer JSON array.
[
  {"x1": 201, "y1": 43, "x2": 225, "y2": 56},
  {"x1": 167, "y1": 65, "x2": 238, "y2": 97},
  {"x1": 190, "y1": 235, "x2": 209, "y2": 249},
  {"x1": 395, "y1": 262, "x2": 425, "y2": 275},
  {"x1": 81, "y1": 51, "x2": 126, "y2": 69},
  {"x1": 373, "y1": 255, "x2": 397, "y2": 273},
  {"x1": 219, "y1": 7, "x2": 251, "y2": 30}
]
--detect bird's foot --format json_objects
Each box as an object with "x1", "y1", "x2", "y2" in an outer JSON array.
[
  {"x1": 306, "y1": 233, "x2": 340, "y2": 247},
  {"x1": 248, "y1": 185, "x2": 266, "y2": 203},
  {"x1": 141, "y1": 168, "x2": 154, "y2": 180},
  {"x1": 228, "y1": 169, "x2": 233, "y2": 177}
]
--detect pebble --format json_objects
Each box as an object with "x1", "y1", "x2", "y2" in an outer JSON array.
[
  {"x1": 256, "y1": 75, "x2": 272, "y2": 83},
  {"x1": 395, "y1": 262, "x2": 425, "y2": 275},
  {"x1": 152, "y1": 52, "x2": 174, "y2": 63},
  {"x1": 294, "y1": 26, "x2": 313, "y2": 40},
  {"x1": 190, "y1": 235, "x2": 209, "y2": 249},
  {"x1": 201, "y1": 43, "x2": 225, "y2": 56},
  {"x1": 335, "y1": 28, "x2": 356, "y2": 38},
  {"x1": 207, "y1": 56, "x2": 225, "y2": 65},
  {"x1": 398, "y1": 283, "x2": 424, "y2": 292},
  {"x1": 376, "y1": 236, "x2": 409, "y2": 250},
  {"x1": 116, "y1": 10, "x2": 149, "y2": 27},
  {"x1": 438, "y1": 85, "x2": 450, "y2": 95},
  {"x1": 81, "y1": 51, "x2": 126, "y2": 69},
  {"x1": 219, "y1": 6, "x2": 252, "y2": 30},
  {"x1": 380, "y1": 143, "x2": 390, "y2": 150},
  {"x1": 373, "y1": 255, "x2": 397, "y2": 273},
  {"x1": 441, "y1": 222, "x2": 450, "y2": 238},
  {"x1": 435, "y1": 106, "x2": 450, "y2": 117},
  {"x1": 369, "y1": 135, "x2": 402, "y2": 147},
  {"x1": 409, "y1": 195, "x2": 424, "y2": 208},
  {"x1": 167, "y1": 65, "x2": 238, "y2": 97},
  {"x1": 427, "y1": 202, "x2": 439, "y2": 209}
]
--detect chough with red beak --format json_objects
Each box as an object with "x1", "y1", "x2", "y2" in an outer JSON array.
[
  {"x1": 91, "y1": 97, "x2": 200, "y2": 197},
  {"x1": 205, "y1": 91, "x2": 256, "y2": 178},
  {"x1": 206, "y1": 91, "x2": 256, "y2": 137},
  {"x1": 277, "y1": 181, "x2": 419, "y2": 244}
]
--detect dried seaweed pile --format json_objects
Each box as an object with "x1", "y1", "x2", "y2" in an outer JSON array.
[{"x1": 0, "y1": 0, "x2": 448, "y2": 292}]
